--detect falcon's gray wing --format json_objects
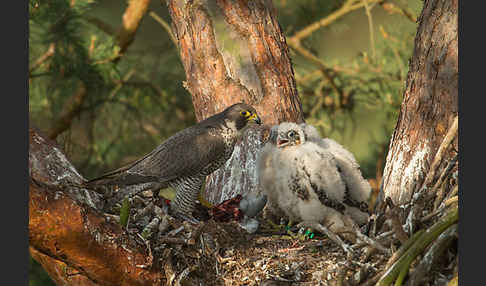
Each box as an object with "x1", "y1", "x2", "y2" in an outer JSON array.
[{"x1": 88, "y1": 126, "x2": 226, "y2": 186}]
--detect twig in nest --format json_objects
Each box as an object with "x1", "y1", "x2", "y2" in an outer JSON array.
[
  {"x1": 296, "y1": 221, "x2": 355, "y2": 258},
  {"x1": 431, "y1": 155, "x2": 458, "y2": 209},
  {"x1": 447, "y1": 185, "x2": 458, "y2": 200},
  {"x1": 163, "y1": 250, "x2": 177, "y2": 285},
  {"x1": 352, "y1": 223, "x2": 391, "y2": 256},
  {"x1": 385, "y1": 229, "x2": 425, "y2": 270},
  {"x1": 167, "y1": 225, "x2": 185, "y2": 236},
  {"x1": 135, "y1": 233, "x2": 153, "y2": 269},
  {"x1": 175, "y1": 266, "x2": 196, "y2": 285},
  {"x1": 362, "y1": 230, "x2": 425, "y2": 285},
  {"x1": 158, "y1": 236, "x2": 190, "y2": 245},
  {"x1": 352, "y1": 230, "x2": 394, "y2": 250},
  {"x1": 421, "y1": 196, "x2": 458, "y2": 222},
  {"x1": 335, "y1": 260, "x2": 350, "y2": 286},
  {"x1": 186, "y1": 223, "x2": 205, "y2": 245},
  {"x1": 385, "y1": 197, "x2": 409, "y2": 244},
  {"x1": 407, "y1": 149, "x2": 458, "y2": 233},
  {"x1": 278, "y1": 245, "x2": 305, "y2": 253},
  {"x1": 420, "y1": 116, "x2": 458, "y2": 191},
  {"x1": 375, "y1": 206, "x2": 458, "y2": 286},
  {"x1": 133, "y1": 201, "x2": 154, "y2": 222},
  {"x1": 407, "y1": 224, "x2": 458, "y2": 286}
]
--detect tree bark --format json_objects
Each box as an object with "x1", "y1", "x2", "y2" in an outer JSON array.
[
  {"x1": 166, "y1": 0, "x2": 304, "y2": 204},
  {"x1": 29, "y1": 127, "x2": 166, "y2": 285},
  {"x1": 381, "y1": 0, "x2": 458, "y2": 205}
]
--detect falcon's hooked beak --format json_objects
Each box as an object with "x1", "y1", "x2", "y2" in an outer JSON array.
[{"x1": 248, "y1": 113, "x2": 262, "y2": 125}]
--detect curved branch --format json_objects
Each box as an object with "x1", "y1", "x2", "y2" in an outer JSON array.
[
  {"x1": 29, "y1": 127, "x2": 166, "y2": 285},
  {"x1": 116, "y1": 0, "x2": 152, "y2": 56},
  {"x1": 288, "y1": 0, "x2": 381, "y2": 43}
]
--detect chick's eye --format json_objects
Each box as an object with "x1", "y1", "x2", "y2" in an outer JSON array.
[
  {"x1": 288, "y1": 130, "x2": 296, "y2": 138},
  {"x1": 240, "y1": 110, "x2": 250, "y2": 117}
]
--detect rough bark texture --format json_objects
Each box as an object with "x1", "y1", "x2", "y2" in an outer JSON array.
[
  {"x1": 381, "y1": 0, "x2": 458, "y2": 205},
  {"x1": 29, "y1": 127, "x2": 166, "y2": 285},
  {"x1": 166, "y1": 0, "x2": 304, "y2": 204}
]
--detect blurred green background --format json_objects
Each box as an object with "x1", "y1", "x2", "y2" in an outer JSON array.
[{"x1": 28, "y1": 0, "x2": 422, "y2": 284}]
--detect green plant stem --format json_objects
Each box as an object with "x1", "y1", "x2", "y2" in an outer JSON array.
[{"x1": 376, "y1": 206, "x2": 458, "y2": 286}]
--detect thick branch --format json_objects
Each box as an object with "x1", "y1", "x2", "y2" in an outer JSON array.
[
  {"x1": 30, "y1": 247, "x2": 98, "y2": 286},
  {"x1": 116, "y1": 0, "x2": 152, "y2": 56},
  {"x1": 29, "y1": 127, "x2": 166, "y2": 285}
]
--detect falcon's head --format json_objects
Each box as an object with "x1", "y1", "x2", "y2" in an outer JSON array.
[
  {"x1": 222, "y1": 103, "x2": 262, "y2": 130},
  {"x1": 269, "y1": 122, "x2": 306, "y2": 148}
]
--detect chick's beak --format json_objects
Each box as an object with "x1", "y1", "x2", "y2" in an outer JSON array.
[
  {"x1": 248, "y1": 113, "x2": 262, "y2": 125},
  {"x1": 277, "y1": 138, "x2": 289, "y2": 147}
]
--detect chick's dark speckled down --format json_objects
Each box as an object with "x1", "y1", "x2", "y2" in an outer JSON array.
[
  {"x1": 87, "y1": 103, "x2": 262, "y2": 223},
  {"x1": 257, "y1": 122, "x2": 371, "y2": 233}
]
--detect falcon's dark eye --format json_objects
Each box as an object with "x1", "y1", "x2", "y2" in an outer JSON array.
[
  {"x1": 240, "y1": 110, "x2": 250, "y2": 117},
  {"x1": 287, "y1": 130, "x2": 296, "y2": 138}
]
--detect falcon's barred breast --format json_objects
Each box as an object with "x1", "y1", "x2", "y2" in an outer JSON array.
[
  {"x1": 87, "y1": 103, "x2": 262, "y2": 223},
  {"x1": 256, "y1": 122, "x2": 371, "y2": 233}
]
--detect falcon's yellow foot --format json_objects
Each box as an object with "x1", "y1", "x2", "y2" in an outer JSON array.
[
  {"x1": 264, "y1": 218, "x2": 284, "y2": 232},
  {"x1": 259, "y1": 217, "x2": 287, "y2": 236}
]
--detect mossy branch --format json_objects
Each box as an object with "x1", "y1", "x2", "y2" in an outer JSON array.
[{"x1": 376, "y1": 205, "x2": 458, "y2": 286}]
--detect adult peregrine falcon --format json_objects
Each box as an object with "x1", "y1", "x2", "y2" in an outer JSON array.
[
  {"x1": 256, "y1": 122, "x2": 371, "y2": 236},
  {"x1": 87, "y1": 103, "x2": 262, "y2": 223}
]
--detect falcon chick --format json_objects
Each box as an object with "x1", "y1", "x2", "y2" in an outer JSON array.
[
  {"x1": 87, "y1": 103, "x2": 262, "y2": 223},
  {"x1": 256, "y1": 122, "x2": 371, "y2": 237}
]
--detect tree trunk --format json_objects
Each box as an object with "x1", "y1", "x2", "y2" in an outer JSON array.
[
  {"x1": 166, "y1": 0, "x2": 304, "y2": 204},
  {"x1": 381, "y1": 0, "x2": 458, "y2": 205},
  {"x1": 30, "y1": 1, "x2": 304, "y2": 283}
]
